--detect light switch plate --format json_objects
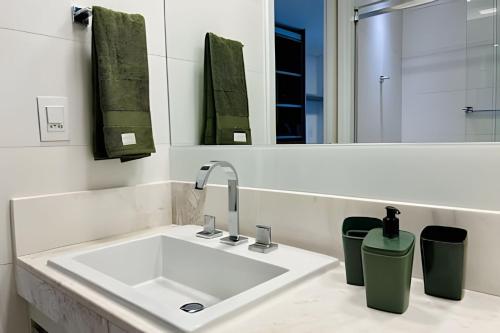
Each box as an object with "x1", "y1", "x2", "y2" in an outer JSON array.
[{"x1": 37, "y1": 96, "x2": 70, "y2": 142}]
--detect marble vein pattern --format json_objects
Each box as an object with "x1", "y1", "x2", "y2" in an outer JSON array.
[
  {"x1": 16, "y1": 266, "x2": 108, "y2": 332},
  {"x1": 172, "y1": 182, "x2": 206, "y2": 226}
]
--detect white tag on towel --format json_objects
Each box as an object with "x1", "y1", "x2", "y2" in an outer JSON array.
[
  {"x1": 233, "y1": 132, "x2": 247, "y2": 143},
  {"x1": 121, "y1": 133, "x2": 137, "y2": 146}
]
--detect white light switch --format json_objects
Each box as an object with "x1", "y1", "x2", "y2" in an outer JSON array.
[
  {"x1": 46, "y1": 106, "x2": 65, "y2": 132},
  {"x1": 37, "y1": 96, "x2": 70, "y2": 142}
]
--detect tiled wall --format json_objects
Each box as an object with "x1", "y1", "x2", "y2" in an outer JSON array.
[
  {"x1": 0, "y1": 1, "x2": 170, "y2": 332},
  {"x1": 402, "y1": 0, "x2": 467, "y2": 142},
  {"x1": 165, "y1": 0, "x2": 269, "y2": 146},
  {"x1": 11, "y1": 183, "x2": 172, "y2": 258},
  {"x1": 402, "y1": 0, "x2": 499, "y2": 142},
  {"x1": 464, "y1": 0, "x2": 499, "y2": 141},
  {"x1": 356, "y1": 0, "x2": 499, "y2": 143}
]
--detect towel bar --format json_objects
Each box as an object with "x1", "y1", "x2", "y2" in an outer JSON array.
[{"x1": 72, "y1": 5, "x2": 92, "y2": 26}]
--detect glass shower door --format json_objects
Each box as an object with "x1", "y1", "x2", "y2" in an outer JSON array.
[{"x1": 465, "y1": 0, "x2": 498, "y2": 142}]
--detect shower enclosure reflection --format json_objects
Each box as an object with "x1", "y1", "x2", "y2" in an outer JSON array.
[{"x1": 355, "y1": 0, "x2": 500, "y2": 143}]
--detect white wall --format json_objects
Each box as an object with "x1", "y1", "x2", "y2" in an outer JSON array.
[
  {"x1": 166, "y1": 0, "x2": 268, "y2": 146},
  {"x1": 0, "y1": 1, "x2": 170, "y2": 332}
]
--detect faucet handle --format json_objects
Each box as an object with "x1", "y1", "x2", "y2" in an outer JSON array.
[
  {"x1": 255, "y1": 225, "x2": 272, "y2": 245},
  {"x1": 196, "y1": 215, "x2": 223, "y2": 239},
  {"x1": 203, "y1": 215, "x2": 216, "y2": 233},
  {"x1": 249, "y1": 225, "x2": 278, "y2": 253}
]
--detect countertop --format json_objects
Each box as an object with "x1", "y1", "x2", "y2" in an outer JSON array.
[{"x1": 16, "y1": 225, "x2": 500, "y2": 333}]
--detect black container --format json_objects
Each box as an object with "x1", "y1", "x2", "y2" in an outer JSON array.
[
  {"x1": 420, "y1": 225, "x2": 468, "y2": 300},
  {"x1": 342, "y1": 217, "x2": 383, "y2": 286}
]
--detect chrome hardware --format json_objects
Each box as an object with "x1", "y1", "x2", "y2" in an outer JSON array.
[
  {"x1": 196, "y1": 215, "x2": 223, "y2": 239},
  {"x1": 194, "y1": 161, "x2": 248, "y2": 246},
  {"x1": 220, "y1": 235, "x2": 248, "y2": 246},
  {"x1": 463, "y1": 108, "x2": 500, "y2": 113},
  {"x1": 379, "y1": 75, "x2": 390, "y2": 84},
  {"x1": 180, "y1": 303, "x2": 204, "y2": 313},
  {"x1": 256, "y1": 225, "x2": 272, "y2": 245},
  {"x1": 249, "y1": 225, "x2": 278, "y2": 253},
  {"x1": 379, "y1": 75, "x2": 390, "y2": 142},
  {"x1": 357, "y1": 0, "x2": 437, "y2": 21},
  {"x1": 72, "y1": 5, "x2": 92, "y2": 26}
]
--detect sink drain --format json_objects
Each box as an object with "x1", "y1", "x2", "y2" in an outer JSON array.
[{"x1": 180, "y1": 303, "x2": 205, "y2": 313}]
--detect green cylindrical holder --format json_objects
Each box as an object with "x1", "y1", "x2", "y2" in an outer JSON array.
[
  {"x1": 362, "y1": 229, "x2": 415, "y2": 314},
  {"x1": 342, "y1": 217, "x2": 383, "y2": 286},
  {"x1": 420, "y1": 225, "x2": 467, "y2": 300}
]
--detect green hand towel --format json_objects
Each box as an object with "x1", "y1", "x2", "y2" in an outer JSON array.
[
  {"x1": 92, "y1": 6, "x2": 156, "y2": 162},
  {"x1": 203, "y1": 33, "x2": 252, "y2": 145}
]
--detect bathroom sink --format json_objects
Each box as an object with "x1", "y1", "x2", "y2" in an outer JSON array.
[{"x1": 48, "y1": 225, "x2": 337, "y2": 332}]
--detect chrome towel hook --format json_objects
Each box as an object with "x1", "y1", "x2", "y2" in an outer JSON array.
[{"x1": 72, "y1": 5, "x2": 92, "y2": 26}]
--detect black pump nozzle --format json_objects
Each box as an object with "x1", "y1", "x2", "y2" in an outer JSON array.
[
  {"x1": 386, "y1": 206, "x2": 400, "y2": 218},
  {"x1": 383, "y1": 206, "x2": 401, "y2": 238}
]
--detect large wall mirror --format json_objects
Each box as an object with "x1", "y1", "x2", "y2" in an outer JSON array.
[
  {"x1": 166, "y1": 0, "x2": 500, "y2": 209},
  {"x1": 167, "y1": 0, "x2": 500, "y2": 146}
]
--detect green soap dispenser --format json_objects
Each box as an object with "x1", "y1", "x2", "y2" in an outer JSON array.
[{"x1": 361, "y1": 206, "x2": 415, "y2": 314}]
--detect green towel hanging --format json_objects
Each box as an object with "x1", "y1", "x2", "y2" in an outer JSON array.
[
  {"x1": 202, "y1": 32, "x2": 252, "y2": 145},
  {"x1": 92, "y1": 6, "x2": 156, "y2": 162}
]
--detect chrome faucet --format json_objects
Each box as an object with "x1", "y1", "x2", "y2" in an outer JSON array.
[{"x1": 194, "y1": 161, "x2": 248, "y2": 245}]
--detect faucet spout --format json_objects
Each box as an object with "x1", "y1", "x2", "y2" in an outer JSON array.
[{"x1": 194, "y1": 161, "x2": 246, "y2": 245}]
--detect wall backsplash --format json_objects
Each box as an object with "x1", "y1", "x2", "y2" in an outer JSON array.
[
  {"x1": 170, "y1": 144, "x2": 500, "y2": 212},
  {"x1": 11, "y1": 183, "x2": 172, "y2": 258},
  {"x1": 172, "y1": 181, "x2": 500, "y2": 297}
]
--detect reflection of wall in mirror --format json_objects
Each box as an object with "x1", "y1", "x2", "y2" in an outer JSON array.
[
  {"x1": 401, "y1": 0, "x2": 467, "y2": 143},
  {"x1": 166, "y1": 0, "x2": 268, "y2": 146}
]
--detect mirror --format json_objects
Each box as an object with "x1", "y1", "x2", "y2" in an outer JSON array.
[
  {"x1": 355, "y1": 0, "x2": 500, "y2": 143},
  {"x1": 167, "y1": 0, "x2": 500, "y2": 146},
  {"x1": 274, "y1": 0, "x2": 326, "y2": 144}
]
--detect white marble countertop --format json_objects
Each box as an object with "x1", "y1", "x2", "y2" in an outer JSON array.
[{"x1": 17, "y1": 225, "x2": 500, "y2": 333}]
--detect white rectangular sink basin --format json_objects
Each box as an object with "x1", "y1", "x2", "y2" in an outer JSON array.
[{"x1": 48, "y1": 225, "x2": 338, "y2": 332}]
